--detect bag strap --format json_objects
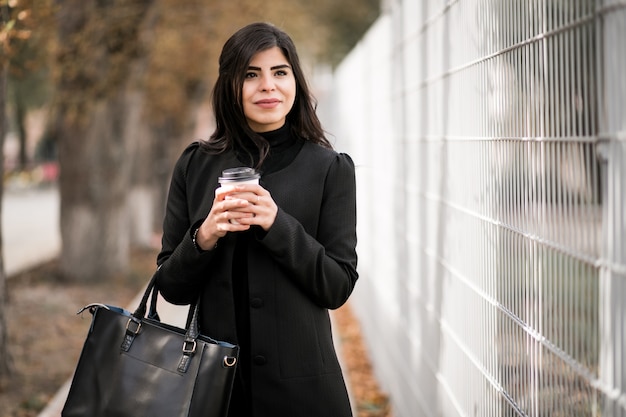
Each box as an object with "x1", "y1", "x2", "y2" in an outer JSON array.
[
  {"x1": 131, "y1": 268, "x2": 196, "y2": 324},
  {"x1": 131, "y1": 270, "x2": 158, "y2": 320},
  {"x1": 178, "y1": 301, "x2": 201, "y2": 372},
  {"x1": 122, "y1": 269, "x2": 201, "y2": 374}
]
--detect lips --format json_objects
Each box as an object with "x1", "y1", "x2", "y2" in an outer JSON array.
[{"x1": 255, "y1": 98, "x2": 281, "y2": 108}]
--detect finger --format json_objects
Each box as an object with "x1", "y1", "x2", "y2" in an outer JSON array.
[
  {"x1": 220, "y1": 212, "x2": 251, "y2": 230},
  {"x1": 222, "y1": 197, "x2": 251, "y2": 210}
]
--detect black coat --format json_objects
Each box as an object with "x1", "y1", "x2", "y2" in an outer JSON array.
[{"x1": 156, "y1": 141, "x2": 358, "y2": 417}]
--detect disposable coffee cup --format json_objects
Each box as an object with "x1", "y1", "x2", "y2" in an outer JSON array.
[
  {"x1": 218, "y1": 167, "x2": 260, "y2": 187},
  {"x1": 218, "y1": 167, "x2": 260, "y2": 225}
]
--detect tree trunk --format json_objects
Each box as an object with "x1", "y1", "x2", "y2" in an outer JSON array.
[
  {"x1": 0, "y1": 44, "x2": 13, "y2": 378},
  {"x1": 57, "y1": 93, "x2": 134, "y2": 281},
  {"x1": 54, "y1": 0, "x2": 154, "y2": 281},
  {"x1": 126, "y1": 90, "x2": 157, "y2": 249}
]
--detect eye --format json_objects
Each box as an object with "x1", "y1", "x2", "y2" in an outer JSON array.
[
  {"x1": 274, "y1": 69, "x2": 290, "y2": 77},
  {"x1": 245, "y1": 72, "x2": 258, "y2": 79}
]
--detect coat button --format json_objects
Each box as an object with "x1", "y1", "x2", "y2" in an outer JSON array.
[
  {"x1": 253, "y1": 355, "x2": 267, "y2": 366},
  {"x1": 250, "y1": 298, "x2": 264, "y2": 308}
]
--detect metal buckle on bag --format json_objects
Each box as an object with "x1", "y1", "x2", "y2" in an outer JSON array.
[
  {"x1": 125, "y1": 317, "x2": 142, "y2": 335},
  {"x1": 121, "y1": 317, "x2": 142, "y2": 352},
  {"x1": 178, "y1": 340, "x2": 197, "y2": 373},
  {"x1": 182, "y1": 340, "x2": 197, "y2": 355}
]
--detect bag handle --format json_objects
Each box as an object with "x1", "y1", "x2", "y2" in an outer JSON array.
[
  {"x1": 122, "y1": 271, "x2": 201, "y2": 373},
  {"x1": 131, "y1": 269, "x2": 197, "y2": 326},
  {"x1": 131, "y1": 271, "x2": 159, "y2": 320}
]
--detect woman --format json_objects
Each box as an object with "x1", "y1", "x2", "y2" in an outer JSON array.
[{"x1": 156, "y1": 22, "x2": 358, "y2": 417}]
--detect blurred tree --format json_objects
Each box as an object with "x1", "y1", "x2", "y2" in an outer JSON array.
[
  {"x1": 0, "y1": 39, "x2": 9, "y2": 380},
  {"x1": 293, "y1": 0, "x2": 380, "y2": 67},
  {"x1": 6, "y1": 0, "x2": 54, "y2": 171},
  {"x1": 53, "y1": 0, "x2": 154, "y2": 281},
  {"x1": 313, "y1": 0, "x2": 380, "y2": 66},
  {"x1": 0, "y1": 0, "x2": 15, "y2": 379},
  {"x1": 130, "y1": 0, "x2": 218, "y2": 245},
  {"x1": 0, "y1": 0, "x2": 56, "y2": 379}
]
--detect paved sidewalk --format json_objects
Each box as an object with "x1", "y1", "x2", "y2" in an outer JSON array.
[{"x1": 2, "y1": 186, "x2": 60, "y2": 277}]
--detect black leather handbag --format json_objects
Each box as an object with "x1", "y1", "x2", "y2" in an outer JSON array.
[{"x1": 62, "y1": 272, "x2": 238, "y2": 417}]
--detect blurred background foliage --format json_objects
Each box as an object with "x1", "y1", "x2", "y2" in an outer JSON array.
[{"x1": 0, "y1": 0, "x2": 380, "y2": 281}]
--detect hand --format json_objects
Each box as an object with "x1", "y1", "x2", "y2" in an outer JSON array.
[
  {"x1": 193, "y1": 184, "x2": 277, "y2": 250},
  {"x1": 223, "y1": 184, "x2": 277, "y2": 231}
]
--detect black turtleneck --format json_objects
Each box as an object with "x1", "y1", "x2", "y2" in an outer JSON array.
[
  {"x1": 229, "y1": 123, "x2": 304, "y2": 417},
  {"x1": 234, "y1": 122, "x2": 305, "y2": 175}
]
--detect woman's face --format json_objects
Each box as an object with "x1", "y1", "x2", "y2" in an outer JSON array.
[{"x1": 242, "y1": 46, "x2": 296, "y2": 133}]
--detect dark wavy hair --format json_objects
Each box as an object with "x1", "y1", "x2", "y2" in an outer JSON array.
[{"x1": 200, "y1": 22, "x2": 332, "y2": 167}]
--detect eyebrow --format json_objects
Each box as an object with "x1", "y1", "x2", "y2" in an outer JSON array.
[{"x1": 247, "y1": 64, "x2": 291, "y2": 71}]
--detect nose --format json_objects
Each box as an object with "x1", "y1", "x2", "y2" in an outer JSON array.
[{"x1": 259, "y1": 74, "x2": 275, "y2": 92}]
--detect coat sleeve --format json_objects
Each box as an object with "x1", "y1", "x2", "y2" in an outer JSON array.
[
  {"x1": 155, "y1": 143, "x2": 216, "y2": 305},
  {"x1": 258, "y1": 152, "x2": 358, "y2": 309}
]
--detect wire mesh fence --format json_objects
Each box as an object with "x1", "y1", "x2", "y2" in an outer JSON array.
[{"x1": 328, "y1": 1, "x2": 626, "y2": 416}]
